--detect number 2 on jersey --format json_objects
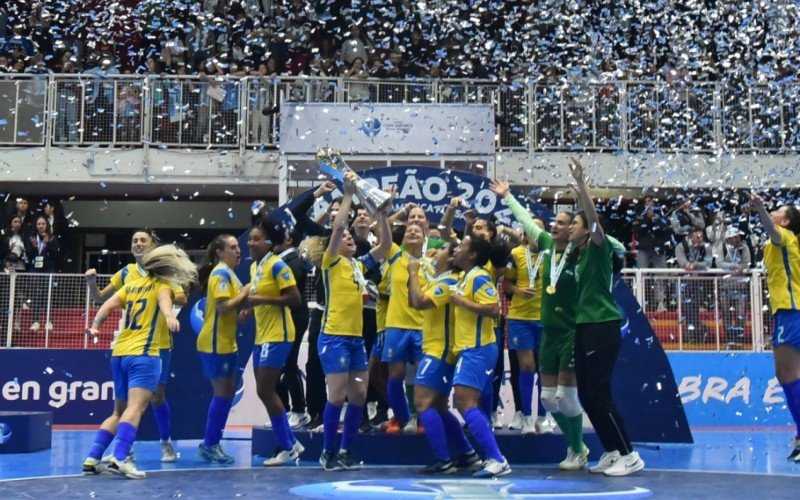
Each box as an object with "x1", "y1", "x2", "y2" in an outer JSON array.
[{"x1": 125, "y1": 299, "x2": 148, "y2": 330}]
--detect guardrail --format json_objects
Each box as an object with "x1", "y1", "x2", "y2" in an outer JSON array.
[
  {"x1": 0, "y1": 268, "x2": 772, "y2": 352},
  {"x1": 1, "y1": 74, "x2": 798, "y2": 152}
]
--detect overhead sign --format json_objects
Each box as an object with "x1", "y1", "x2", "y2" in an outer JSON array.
[{"x1": 280, "y1": 103, "x2": 495, "y2": 155}]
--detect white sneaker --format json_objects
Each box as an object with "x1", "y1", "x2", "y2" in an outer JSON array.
[
  {"x1": 30, "y1": 321, "x2": 40, "y2": 332},
  {"x1": 603, "y1": 451, "x2": 645, "y2": 477},
  {"x1": 108, "y1": 456, "x2": 146, "y2": 479},
  {"x1": 264, "y1": 420, "x2": 273, "y2": 428},
  {"x1": 403, "y1": 415, "x2": 419, "y2": 434},
  {"x1": 160, "y1": 440, "x2": 177, "y2": 463},
  {"x1": 507, "y1": 411, "x2": 524, "y2": 430},
  {"x1": 491, "y1": 412, "x2": 503, "y2": 429},
  {"x1": 102, "y1": 449, "x2": 135, "y2": 464},
  {"x1": 263, "y1": 445, "x2": 299, "y2": 466},
  {"x1": 472, "y1": 458, "x2": 511, "y2": 478},
  {"x1": 559, "y1": 445, "x2": 589, "y2": 471},
  {"x1": 521, "y1": 415, "x2": 537, "y2": 435},
  {"x1": 534, "y1": 414, "x2": 556, "y2": 434},
  {"x1": 288, "y1": 412, "x2": 311, "y2": 429},
  {"x1": 589, "y1": 450, "x2": 621, "y2": 473}
]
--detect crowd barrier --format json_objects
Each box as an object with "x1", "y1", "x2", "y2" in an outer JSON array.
[{"x1": 1, "y1": 74, "x2": 798, "y2": 153}]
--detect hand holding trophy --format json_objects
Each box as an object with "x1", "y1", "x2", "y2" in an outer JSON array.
[{"x1": 317, "y1": 147, "x2": 392, "y2": 214}]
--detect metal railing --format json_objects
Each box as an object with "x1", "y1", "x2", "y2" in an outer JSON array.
[
  {"x1": 0, "y1": 267, "x2": 774, "y2": 351},
  {"x1": 2, "y1": 74, "x2": 800, "y2": 153}
]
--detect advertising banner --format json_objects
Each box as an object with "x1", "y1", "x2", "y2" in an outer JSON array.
[{"x1": 280, "y1": 103, "x2": 495, "y2": 155}]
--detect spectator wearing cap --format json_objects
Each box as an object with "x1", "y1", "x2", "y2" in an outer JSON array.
[{"x1": 716, "y1": 226, "x2": 751, "y2": 272}]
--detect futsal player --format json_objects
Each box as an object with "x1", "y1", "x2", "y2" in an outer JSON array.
[
  {"x1": 451, "y1": 236, "x2": 511, "y2": 478},
  {"x1": 85, "y1": 229, "x2": 186, "y2": 463},
  {"x1": 82, "y1": 245, "x2": 197, "y2": 479},
  {"x1": 749, "y1": 192, "x2": 800, "y2": 462},
  {"x1": 246, "y1": 219, "x2": 305, "y2": 466},
  {"x1": 568, "y1": 159, "x2": 644, "y2": 476},
  {"x1": 196, "y1": 234, "x2": 252, "y2": 464},
  {"x1": 408, "y1": 243, "x2": 480, "y2": 473},
  {"x1": 318, "y1": 175, "x2": 391, "y2": 470}
]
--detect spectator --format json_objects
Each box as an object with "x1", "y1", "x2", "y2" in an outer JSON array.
[
  {"x1": 25, "y1": 215, "x2": 61, "y2": 333},
  {"x1": 340, "y1": 23, "x2": 372, "y2": 67},
  {"x1": 716, "y1": 227, "x2": 751, "y2": 272},
  {"x1": 717, "y1": 227, "x2": 752, "y2": 342},
  {"x1": 2, "y1": 214, "x2": 26, "y2": 272},
  {"x1": 13, "y1": 197, "x2": 36, "y2": 238},
  {"x1": 705, "y1": 211, "x2": 728, "y2": 265},
  {"x1": 633, "y1": 195, "x2": 672, "y2": 310},
  {"x1": 675, "y1": 228, "x2": 712, "y2": 343},
  {"x1": 344, "y1": 58, "x2": 370, "y2": 102},
  {"x1": 670, "y1": 198, "x2": 705, "y2": 243}
]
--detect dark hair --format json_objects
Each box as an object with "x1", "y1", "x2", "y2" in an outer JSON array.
[
  {"x1": 445, "y1": 241, "x2": 462, "y2": 273},
  {"x1": 488, "y1": 239, "x2": 510, "y2": 269},
  {"x1": 6, "y1": 214, "x2": 21, "y2": 233},
  {"x1": 134, "y1": 227, "x2": 161, "y2": 245},
  {"x1": 470, "y1": 217, "x2": 497, "y2": 241},
  {"x1": 197, "y1": 234, "x2": 236, "y2": 290},
  {"x1": 467, "y1": 236, "x2": 492, "y2": 267},
  {"x1": 783, "y1": 205, "x2": 800, "y2": 234},
  {"x1": 34, "y1": 215, "x2": 52, "y2": 237},
  {"x1": 391, "y1": 223, "x2": 406, "y2": 245},
  {"x1": 257, "y1": 215, "x2": 288, "y2": 246}
]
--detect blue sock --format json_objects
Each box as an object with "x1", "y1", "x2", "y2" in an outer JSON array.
[
  {"x1": 88, "y1": 429, "x2": 114, "y2": 460},
  {"x1": 340, "y1": 404, "x2": 362, "y2": 452},
  {"x1": 519, "y1": 370, "x2": 535, "y2": 416},
  {"x1": 322, "y1": 402, "x2": 342, "y2": 452},
  {"x1": 152, "y1": 401, "x2": 172, "y2": 441},
  {"x1": 480, "y1": 384, "x2": 494, "y2": 421},
  {"x1": 113, "y1": 422, "x2": 137, "y2": 462},
  {"x1": 463, "y1": 407, "x2": 504, "y2": 462},
  {"x1": 387, "y1": 378, "x2": 410, "y2": 424},
  {"x1": 281, "y1": 411, "x2": 296, "y2": 446},
  {"x1": 419, "y1": 408, "x2": 450, "y2": 461},
  {"x1": 204, "y1": 396, "x2": 232, "y2": 447},
  {"x1": 781, "y1": 379, "x2": 800, "y2": 438},
  {"x1": 270, "y1": 411, "x2": 294, "y2": 451},
  {"x1": 441, "y1": 409, "x2": 474, "y2": 455}
]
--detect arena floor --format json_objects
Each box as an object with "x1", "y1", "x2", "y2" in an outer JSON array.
[{"x1": 0, "y1": 428, "x2": 798, "y2": 498}]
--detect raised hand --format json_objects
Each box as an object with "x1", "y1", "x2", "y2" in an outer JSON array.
[
  {"x1": 489, "y1": 179, "x2": 511, "y2": 198},
  {"x1": 568, "y1": 157, "x2": 584, "y2": 183},
  {"x1": 342, "y1": 173, "x2": 358, "y2": 196},
  {"x1": 314, "y1": 180, "x2": 337, "y2": 198}
]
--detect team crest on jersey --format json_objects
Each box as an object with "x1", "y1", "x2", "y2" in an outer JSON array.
[
  {"x1": 433, "y1": 286, "x2": 444, "y2": 297},
  {"x1": 282, "y1": 271, "x2": 291, "y2": 281},
  {"x1": 485, "y1": 287, "x2": 495, "y2": 297},
  {"x1": 219, "y1": 281, "x2": 228, "y2": 292}
]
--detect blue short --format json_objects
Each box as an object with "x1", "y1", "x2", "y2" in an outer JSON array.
[
  {"x1": 158, "y1": 349, "x2": 172, "y2": 385},
  {"x1": 199, "y1": 352, "x2": 239, "y2": 379},
  {"x1": 773, "y1": 310, "x2": 800, "y2": 349},
  {"x1": 370, "y1": 331, "x2": 385, "y2": 359},
  {"x1": 453, "y1": 343, "x2": 499, "y2": 392},
  {"x1": 415, "y1": 354, "x2": 455, "y2": 395},
  {"x1": 318, "y1": 333, "x2": 368, "y2": 374},
  {"x1": 111, "y1": 355, "x2": 161, "y2": 401},
  {"x1": 382, "y1": 327, "x2": 422, "y2": 364},
  {"x1": 507, "y1": 319, "x2": 543, "y2": 351},
  {"x1": 253, "y1": 342, "x2": 293, "y2": 369}
]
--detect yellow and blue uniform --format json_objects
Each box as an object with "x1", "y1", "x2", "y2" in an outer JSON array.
[
  {"x1": 415, "y1": 272, "x2": 458, "y2": 395},
  {"x1": 250, "y1": 254, "x2": 297, "y2": 369},
  {"x1": 505, "y1": 245, "x2": 545, "y2": 351},
  {"x1": 763, "y1": 226, "x2": 800, "y2": 348},
  {"x1": 197, "y1": 263, "x2": 242, "y2": 378},
  {"x1": 371, "y1": 261, "x2": 390, "y2": 359},
  {"x1": 110, "y1": 263, "x2": 183, "y2": 385},
  {"x1": 453, "y1": 266, "x2": 499, "y2": 392},
  {"x1": 319, "y1": 250, "x2": 378, "y2": 373},
  {"x1": 111, "y1": 275, "x2": 173, "y2": 400},
  {"x1": 383, "y1": 243, "x2": 434, "y2": 364}
]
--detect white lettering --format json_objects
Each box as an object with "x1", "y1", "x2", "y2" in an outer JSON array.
[
  {"x1": 398, "y1": 175, "x2": 423, "y2": 199},
  {"x1": 474, "y1": 189, "x2": 497, "y2": 214},
  {"x1": 457, "y1": 182, "x2": 474, "y2": 201},
  {"x1": 380, "y1": 175, "x2": 399, "y2": 190},
  {"x1": 2, "y1": 381, "x2": 20, "y2": 400},
  {"x1": 725, "y1": 377, "x2": 750, "y2": 404},
  {"x1": 678, "y1": 375, "x2": 702, "y2": 404},
  {"x1": 49, "y1": 381, "x2": 67, "y2": 408},
  {"x1": 763, "y1": 377, "x2": 785, "y2": 405},
  {"x1": 1, "y1": 381, "x2": 40, "y2": 401},
  {"x1": 422, "y1": 177, "x2": 447, "y2": 202},
  {"x1": 81, "y1": 381, "x2": 100, "y2": 401},
  {"x1": 702, "y1": 377, "x2": 727, "y2": 403}
]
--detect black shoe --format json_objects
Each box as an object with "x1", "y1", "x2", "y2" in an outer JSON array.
[
  {"x1": 369, "y1": 408, "x2": 389, "y2": 428},
  {"x1": 454, "y1": 450, "x2": 481, "y2": 471},
  {"x1": 319, "y1": 450, "x2": 343, "y2": 471},
  {"x1": 788, "y1": 439, "x2": 800, "y2": 461},
  {"x1": 420, "y1": 459, "x2": 457, "y2": 474},
  {"x1": 307, "y1": 414, "x2": 323, "y2": 430},
  {"x1": 337, "y1": 451, "x2": 362, "y2": 471},
  {"x1": 359, "y1": 419, "x2": 373, "y2": 433}
]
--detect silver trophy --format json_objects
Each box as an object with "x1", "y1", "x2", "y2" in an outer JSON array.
[{"x1": 317, "y1": 148, "x2": 392, "y2": 214}]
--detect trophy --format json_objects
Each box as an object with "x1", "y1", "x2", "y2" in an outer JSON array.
[{"x1": 317, "y1": 148, "x2": 392, "y2": 214}]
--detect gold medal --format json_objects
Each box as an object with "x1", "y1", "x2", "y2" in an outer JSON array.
[{"x1": 546, "y1": 285, "x2": 556, "y2": 295}]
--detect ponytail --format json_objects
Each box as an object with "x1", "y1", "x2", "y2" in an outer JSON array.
[{"x1": 198, "y1": 234, "x2": 234, "y2": 291}]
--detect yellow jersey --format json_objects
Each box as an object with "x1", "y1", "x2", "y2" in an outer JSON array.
[
  {"x1": 110, "y1": 263, "x2": 184, "y2": 350},
  {"x1": 112, "y1": 276, "x2": 173, "y2": 357},
  {"x1": 385, "y1": 243, "x2": 434, "y2": 331},
  {"x1": 453, "y1": 266, "x2": 498, "y2": 354},
  {"x1": 422, "y1": 272, "x2": 459, "y2": 363},
  {"x1": 321, "y1": 250, "x2": 378, "y2": 336},
  {"x1": 197, "y1": 263, "x2": 242, "y2": 354},
  {"x1": 505, "y1": 245, "x2": 544, "y2": 321},
  {"x1": 763, "y1": 226, "x2": 800, "y2": 314},
  {"x1": 250, "y1": 254, "x2": 297, "y2": 344},
  {"x1": 375, "y1": 261, "x2": 390, "y2": 333}
]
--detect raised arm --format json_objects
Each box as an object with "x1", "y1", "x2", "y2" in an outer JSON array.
[
  {"x1": 85, "y1": 269, "x2": 117, "y2": 303},
  {"x1": 749, "y1": 192, "x2": 782, "y2": 245},
  {"x1": 326, "y1": 175, "x2": 357, "y2": 257},
  {"x1": 490, "y1": 179, "x2": 544, "y2": 243},
  {"x1": 86, "y1": 293, "x2": 124, "y2": 337},
  {"x1": 369, "y1": 198, "x2": 393, "y2": 263},
  {"x1": 439, "y1": 197, "x2": 459, "y2": 243},
  {"x1": 569, "y1": 158, "x2": 605, "y2": 246}
]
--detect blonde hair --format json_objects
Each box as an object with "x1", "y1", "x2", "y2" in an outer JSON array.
[
  {"x1": 141, "y1": 244, "x2": 198, "y2": 289},
  {"x1": 299, "y1": 236, "x2": 327, "y2": 267}
]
